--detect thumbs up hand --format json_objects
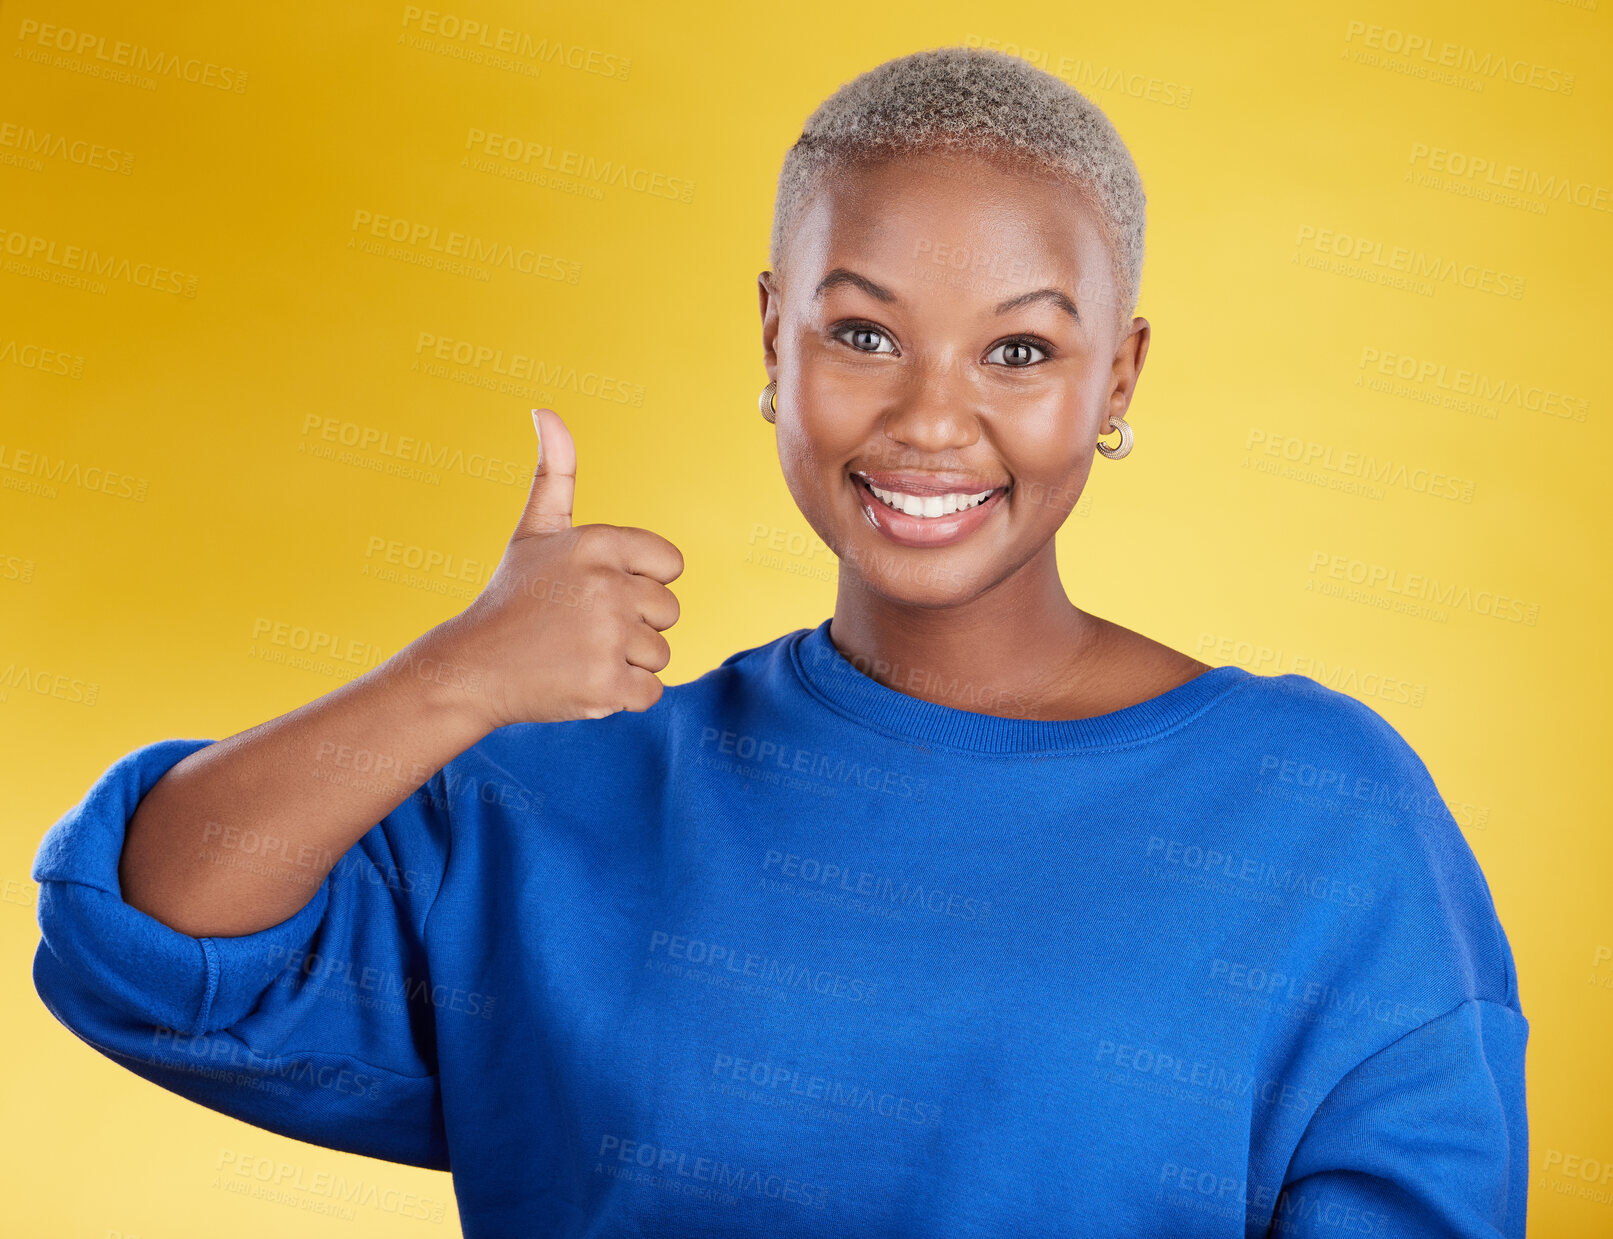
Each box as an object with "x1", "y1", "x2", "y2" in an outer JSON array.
[{"x1": 432, "y1": 408, "x2": 684, "y2": 729}]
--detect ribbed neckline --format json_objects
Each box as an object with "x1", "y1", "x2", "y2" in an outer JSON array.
[{"x1": 787, "y1": 618, "x2": 1251, "y2": 755}]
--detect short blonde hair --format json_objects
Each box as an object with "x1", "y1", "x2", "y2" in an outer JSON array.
[{"x1": 769, "y1": 45, "x2": 1147, "y2": 338}]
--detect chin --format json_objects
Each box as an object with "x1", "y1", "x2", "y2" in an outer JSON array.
[{"x1": 835, "y1": 537, "x2": 997, "y2": 608}]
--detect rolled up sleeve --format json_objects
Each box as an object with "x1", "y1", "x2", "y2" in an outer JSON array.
[{"x1": 31, "y1": 737, "x2": 455, "y2": 1170}]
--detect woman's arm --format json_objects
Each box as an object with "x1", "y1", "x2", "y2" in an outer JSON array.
[
  {"x1": 117, "y1": 627, "x2": 494, "y2": 937},
  {"x1": 1271, "y1": 997, "x2": 1529, "y2": 1237},
  {"x1": 118, "y1": 408, "x2": 683, "y2": 939}
]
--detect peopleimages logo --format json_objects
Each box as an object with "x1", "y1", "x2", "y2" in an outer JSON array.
[
  {"x1": 1341, "y1": 20, "x2": 1575, "y2": 94},
  {"x1": 1244, "y1": 428, "x2": 1476, "y2": 502},
  {"x1": 1094, "y1": 1038, "x2": 1325, "y2": 1114},
  {"x1": 265, "y1": 943, "x2": 497, "y2": 1020},
  {"x1": 698, "y1": 727, "x2": 928, "y2": 802},
  {"x1": 1407, "y1": 143, "x2": 1610, "y2": 215},
  {"x1": 1357, "y1": 345, "x2": 1590, "y2": 423},
  {"x1": 0, "y1": 122, "x2": 135, "y2": 173},
  {"x1": 1306, "y1": 551, "x2": 1540, "y2": 626},
  {"x1": 400, "y1": 6, "x2": 631, "y2": 80},
  {"x1": 1209, "y1": 957, "x2": 1434, "y2": 1030},
  {"x1": 149, "y1": 1028, "x2": 383, "y2": 1098},
  {"x1": 462, "y1": 127, "x2": 693, "y2": 202},
  {"x1": 213, "y1": 1149, "x2": 448, "y2": 1222},
  {"x1": 0, "y1": 226, "x2": 198, "y2": 296},
  {"x1": 0, "y1": 336, "x2": 85, "y2": 378},
  {"x1": 1145, "y1": 836, "x2": 1378, "y2": 909},
  {"x1": 1292, "y1": 224, "x2": 1525, "y2": 299},
  {"x1": 647, "y1": 930, "x2": 879, "y2": 1006},
  {"x1": 595, "y1": 1135, "x2": 827, "y2": 1209},
  {"x1": 413, "y1": 331, "x2": 645, "y2": 405},
  {"x1": 298, "y1": 414, "x2": 525, "y2": 485},
  {"x1": 14, "y1": 18, "x2": 251, "y2": 92},
  {"x1": 761, "y1": 849, "x2": 990, "y2": 923},
  {"x1": 710, "y1": 1052, "x2": 944, "y2": 1126},
  {"x1": 350, "y1": 209, "x2": 582, "y2": 282}
]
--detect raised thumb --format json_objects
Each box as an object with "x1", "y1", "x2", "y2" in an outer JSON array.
[{"x1": 513, "y1": 408, "x2": 576, "y2": 537}]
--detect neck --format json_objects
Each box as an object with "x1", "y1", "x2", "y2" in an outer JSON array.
[{"x1": 829, "y1": 540, "x2": 1100, "y2": 719}]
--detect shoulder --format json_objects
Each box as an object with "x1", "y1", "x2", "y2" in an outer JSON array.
[
  {"x1": 1223, "y1": 669, "x2": 1521, "y2": 1012},
  {"x1": 1212, "y1": 667, "x2": 1421, "y2": 764},
  {"x1": 1226, "y1": 669, "x2": 1464, "y2": 846},
  {"x1": 1204, "y1": 667, "x2": 1462, "y2": 825}
]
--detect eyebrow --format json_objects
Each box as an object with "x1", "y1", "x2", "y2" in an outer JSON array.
[{"x1": 813, "y1": 267, "x2": 1080, "y2": 322}]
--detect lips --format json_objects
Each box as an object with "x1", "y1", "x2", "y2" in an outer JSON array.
[
  {"x1": 850, "y1": 472, "x2": 1009, "y2": 549},
  {"x1": 851, "y1": 470, "x2": 1010, "y2": 497}
]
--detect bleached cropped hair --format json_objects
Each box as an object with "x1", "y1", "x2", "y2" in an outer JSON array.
[{"x1": 769, "y1": 45, "x2": 1147, "y2": 336}]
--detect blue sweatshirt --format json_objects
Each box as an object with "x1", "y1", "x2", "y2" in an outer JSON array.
[{"x1": 31, "y1": 619, "x2": 1528, "y2": 1237}]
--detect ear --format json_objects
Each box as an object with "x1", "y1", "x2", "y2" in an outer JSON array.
[
  {"x1": 758, "y1": 270, "x2": 782, "y2": 382},
  {"x1": 1105, "y1": 316, "x2": 1151, "y2": 430}
]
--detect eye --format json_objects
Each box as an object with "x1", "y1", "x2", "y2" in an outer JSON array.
[
  {"x1": 985, "y1": 336, "x2": 1052, "y2": 367},
  {"x1": 833, "y1": 321, "x2": 899, "y2": 355}
]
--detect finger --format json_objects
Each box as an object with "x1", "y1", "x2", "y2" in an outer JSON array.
[
  {"x1": 626, "y1": 575, "x2": 681, "y2": 633},
  {"x1": 624, "y1": 624, "x2": 672, "y2": 675},
  {"x1": 616, "y1": 664, "x2": 666, "y2": 713},
  {"x1": 608, "y1": 525, "x2": 686, "y2": 586},
  {"x1": 513, "y1": 408, "x2": 576, "y2": 539}
]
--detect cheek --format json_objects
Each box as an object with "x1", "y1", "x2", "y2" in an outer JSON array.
[
  {"x1": 1016, "y1": 417, "x2": 1085, "y2": 469},
  {"x1": 770, "y1": 414, "x2": 860, "y2": 562},
  {"x1": 1002, "y1": 405, "x2": 1094, "y2": 515},
  {"x1": 1004, "y1": 384, "x2": 1083, "y2": 456},
  {"x1": 772, "y1": 410, "x2": 847, "y2": 514},
  {"x1": 787, "y1": 365, "x2": 870, "y2": 459}
]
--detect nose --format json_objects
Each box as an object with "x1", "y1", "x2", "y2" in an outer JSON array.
[{"x1": 879, "y1": 353, "x2": 982, "y2": 453}]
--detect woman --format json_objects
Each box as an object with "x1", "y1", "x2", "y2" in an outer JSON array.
[{"x1": 31, "y1": 46, "x2": 1526, "y2": 1238}]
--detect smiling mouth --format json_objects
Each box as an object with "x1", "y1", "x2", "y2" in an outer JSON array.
[
  {"x1": 846, "y1": 472, "x2": 1012, "y2": 551},
  {"x1": 864, "y1": 481, "x2": 994, "y2": 517},
  {"x1": 850, "y1": 474, "x2": 1012, "y2": 519}
]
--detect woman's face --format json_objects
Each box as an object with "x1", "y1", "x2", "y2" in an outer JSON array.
[{"x1": 759, "y1": 149, "x2": 1149, "y2": 607}]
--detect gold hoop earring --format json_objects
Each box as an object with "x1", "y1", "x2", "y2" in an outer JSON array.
[
  {"x1": 759, "y1": 380, "x2": 778, "y2": 424},
  {"x1": 1096, "y1": 415, "x2": 1133, "y2": 459}
]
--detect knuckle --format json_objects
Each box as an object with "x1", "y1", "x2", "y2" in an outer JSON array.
[
  {"x1": 572, "y1": 524, "x2": 609, "y2": 555},
  {"x1": 522, "y1": 513, "x2": 570, "y2": 537},
  {"x1": 630, "y1": 677, "x2": 662, "y2": 712},
  {"x1": 579, "y1": 562, "x2": 617, "y2": 599},
  {"x1": 589, "y1": 624, "x2": 623, "y2": 663},
  {"x1": 584, "y1": 664, "x2": 617, "y2": 706}
]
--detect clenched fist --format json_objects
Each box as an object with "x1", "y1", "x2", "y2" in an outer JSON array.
[{"x1": 422, "y1": 408, "x2": 683, "y2": 729}]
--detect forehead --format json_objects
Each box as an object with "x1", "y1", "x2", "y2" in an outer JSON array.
[{"x1": 789, "y1": 149, "x2": 1112, "y2": 311}]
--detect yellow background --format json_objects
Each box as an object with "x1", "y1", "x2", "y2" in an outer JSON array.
[{"x1": 2, "y1": 0, "x2": 1608, "y2": 1234}]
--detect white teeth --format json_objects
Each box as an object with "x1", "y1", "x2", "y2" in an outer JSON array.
[{"x1": 864, "y1": 481, "x2": 995, "y2": 518}]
